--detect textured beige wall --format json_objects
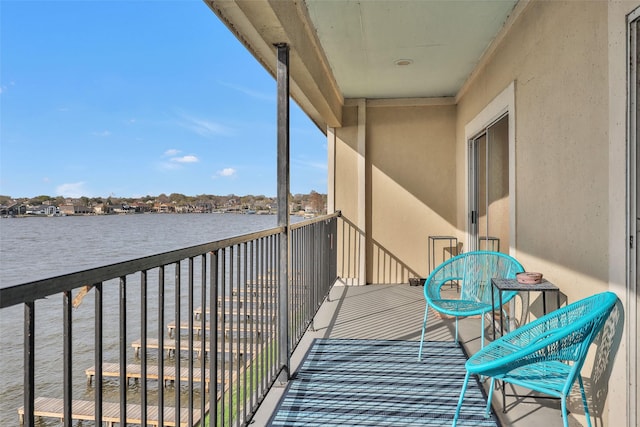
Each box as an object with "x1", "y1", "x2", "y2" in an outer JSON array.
[
  {"x1": 367, "y1": 105, "x2": 457, "y2": 282},
  {"x1": 334, "y1": 103, "x2": 457, "y2": 282},
  {"x1": 334, "y1": 105, "x2": 363, "y2": 281},
  {"x1": 457, "y1": 1, "x2": 610, "y2": 302},
  {"x1": 456, "y1": 2, "x2": 638, "y2": 426}
]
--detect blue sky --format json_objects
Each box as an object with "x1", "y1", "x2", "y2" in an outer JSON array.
[{"x1": 0, "y1": 0, "x2": 328, "y2": 199}]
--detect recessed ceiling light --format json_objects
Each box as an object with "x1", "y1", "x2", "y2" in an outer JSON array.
[{"x1": 394, "y1": 59, "x2": 413, "y2": 66}]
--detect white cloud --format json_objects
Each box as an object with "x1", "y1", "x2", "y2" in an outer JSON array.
[
  {"x1": 56, "y1": 182, "x2": 90, "y2": 198},
  {"x1": 164, "y1": 149, "x2": 181, "y2": 156},
  {"x1": 219, "y1": 81, "x2": 274, "y2": 101},
  {"x1": 171, "y1": 155, "x2": 199, "y2": 163},
  {"x1": 179, "y1": 114, "x2": 232, "y2": 137},
  {"x1": 216, "y1": 167, "x2": 236, "y2": 177}
]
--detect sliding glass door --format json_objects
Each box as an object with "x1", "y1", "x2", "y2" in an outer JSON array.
[{"x1": 468, "y1": 114, "x2": 509, "y2": 253}]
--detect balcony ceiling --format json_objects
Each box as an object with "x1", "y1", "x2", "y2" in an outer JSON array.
[
  {"x1": 304, "y1": 0, "x2": 518, "y2": 99},
  {"x1": 207, "y1": 0, "x2": 519, "y2": 127}
]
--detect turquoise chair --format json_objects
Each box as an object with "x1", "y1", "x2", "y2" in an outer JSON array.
[
  {"x1": 452, "y1": 291, "x2": 618, "y2": 427},
  {"x1": 418, "y1": 251, "x2": 524, "y2": 360}
]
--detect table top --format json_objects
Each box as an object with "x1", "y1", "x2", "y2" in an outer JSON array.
[{"x1": 491, "y1": 277, "x2": 559, "y2": 291}]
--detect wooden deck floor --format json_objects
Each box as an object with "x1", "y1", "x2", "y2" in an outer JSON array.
[
  {"x1": 18, "y1": 397, "x2": 201, "y2": 427},
  {"x1": 252, "y1": 283, "x2": 587, "y2": 427},
  {"x1": 130, "y1": 337, "x2": 254, "y2": 360},
  {"x1": 85, "y1": 362, "x2": 213, "y2": 390}
]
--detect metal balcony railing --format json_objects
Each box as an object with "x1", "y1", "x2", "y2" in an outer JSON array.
[{"x1": 0, "y1": 213, "x2": 340, "y2": 427}]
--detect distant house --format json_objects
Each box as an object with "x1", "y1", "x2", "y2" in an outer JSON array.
[
  {"x1": 25, "y1": 205, "x2": 58, "y2": 216},
  {"x1": 131, "y1": 202, "x2": 151, "y2": 213},
  {"x1": 153, "y1": 203, "x2": 174, "y2": 213},
  {"x1": 0, "y1": 203, "x2": 26, "y2": 216},
  {"x1": 59, "y1": 204, "x2": 93, "y2": 215}
]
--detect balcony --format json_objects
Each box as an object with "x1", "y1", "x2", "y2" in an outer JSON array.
[
  {"x1": 1, "y1": 212, "x2": 592, "y2": 427},
  {"x1": 251, "y1": 283, "x2": 581, "y2": 427}
]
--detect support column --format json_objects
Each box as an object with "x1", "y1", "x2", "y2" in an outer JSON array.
[
  {"x1": 327, "y1": 126, "x2": 336, "y2": 214},
  {"x1": 276, "y1": 43, "x2": 290, "y2": 383},
  {"x1": 357, "y1": 99, "x2": 366, "y2": 285}
]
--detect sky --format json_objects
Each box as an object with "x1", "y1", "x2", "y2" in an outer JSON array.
[{"x1": 0, "y1": 0, "x2": 328, "y2": 199}]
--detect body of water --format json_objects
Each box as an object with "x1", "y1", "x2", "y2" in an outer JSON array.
[{"x1": 0, "y1": 213, "x2": 292, "y2": 425}]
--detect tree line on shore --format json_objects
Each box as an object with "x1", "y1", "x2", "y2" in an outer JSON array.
[{"x1": 0, "y1": 191, "x2": 327, "y2": 215}]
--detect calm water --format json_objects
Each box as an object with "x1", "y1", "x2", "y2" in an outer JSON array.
[{"x1": 0, "y1": 213, "x2": 292, "y2": 425}]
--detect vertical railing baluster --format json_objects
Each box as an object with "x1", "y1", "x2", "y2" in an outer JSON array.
[
  {"x1": 261, "y1": 236, "x2": 267, "y2": 391},
  {"x1": 158, "y1": 266, "x2": 165, "y2": 426},
  {"x1": 235, "y1": 243, "x2": 242, "y2": 427},
  {"x1": 174, "y1": 261, "x2": 181, "y2": 422},
  {"x1": 242, "y1": 241, "x2": 248, "y2": 424},
  {"x1": 221, "y1": 247, "x2": 227, "y2": 426},
  {"x1": 274, "y1": 234, "x2": 280, "y2": 378},
  {"x1": 253, "y1": 237, "x2": 262, "y2": 394},
  {"x1": 141, "y1": 271, "x2": 148, "y2": 426},
  {"x1": 94, "y1": 282, "x2": 103, "y2": 424},
  {"x1": 248, "y1": 240, "x2": 255, "y2": 413},
  {"x1": 291, "y1": 229, "x2": 297, "y2": 344},
  {"x1": 200, "y1": 253, "x2": 207, "y2": 425},
  {"x1": 211, "y1": 249, "x2": 219, "y2": 427},
  {"x1": 23, "y1": 301, "x2": 35, "y2": 427},
  {"x1": 228, "y1": 245, "x2": 235, "y2": 427},
  {"x1": 188, "y1": 256, "x2": 194, "y2": 427},
  {"x1": 63, "y1": 290, "x2": 72, "y2": 427},
  {"x1": 119, "y1": 276, "x2": 127, "y2": 426}
]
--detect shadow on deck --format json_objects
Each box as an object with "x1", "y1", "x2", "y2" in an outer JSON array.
[{"x1": 252, "y1": 283, "x2": 588, "y2": 427}]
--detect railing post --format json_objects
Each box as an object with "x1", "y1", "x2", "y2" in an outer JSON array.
[
  {"x1": 23, "y1": 301, "x2": 34, "y2": 427},
  {"x1": 63, "y1": 291, "x2": 72, "y2": 427},
  {"x1": 276, "y1": 42, "x2": 290, "y2": 383}
]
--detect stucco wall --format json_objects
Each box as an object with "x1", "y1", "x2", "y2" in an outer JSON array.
[
  {"x1": 457, "y1": 1, "x2": 610, "y2": 301},
  {"x1": 456, "y1": 2, "x2": 638, "y2": 426},
  {"x1": 334, "y1": 103, "x2": 457, "y2": 282},
  {"x1": 367, "y1": 104, "x2": 457, "y2": 282}
]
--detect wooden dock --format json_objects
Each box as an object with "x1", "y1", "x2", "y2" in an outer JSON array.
[
  {"x1": 167, "y1": 320, "x2": 211, "y2": 338},
  {"x1": 167, "y1": 320, "x2": 267, "y2": 340},
  {"x1": 18, "y1": 396, "x2": 199, "y2": 426},
  {"x1": 85, "y1": 362, "x2": 215, "y2": 391},
  {"x1": 131, "y1": 338, "x2": 252, "y2": 361}
]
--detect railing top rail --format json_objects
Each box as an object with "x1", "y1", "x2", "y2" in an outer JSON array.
[
  {"x1": 0, "y1": 225, "x2": 284, "y2": 309},
  {"x1": 0, "y1": 212, "x2": 342, "y2": 309},
  {"x1": 290, "y1": 211, "x2": 341, "y2": 230}
]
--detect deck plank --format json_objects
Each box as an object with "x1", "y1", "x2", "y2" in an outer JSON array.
[
  {"x1": 18, "y1": 396, "x2": 201, "y2": 426},
  {"x1": 85, "y1": 362, "x2": 215, "y2": 389}
]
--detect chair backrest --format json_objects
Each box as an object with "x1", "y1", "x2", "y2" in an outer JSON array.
[
  {"x1": 425, "y1": 250, "x2": 524, "y2": 304},
  {"x1": 470, "y1": 292, "x2": 619, "y2": 392},
  {"x1": 505, "y1": 291, "x2": 617, "y2": 366}
]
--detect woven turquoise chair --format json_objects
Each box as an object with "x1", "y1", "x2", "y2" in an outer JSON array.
[
  {"x1": 418, "y1": 251, "x2": 524, "y2": 360},
  {"x1": 452, "y1": 291, "x2": 618, "y2": 427}
]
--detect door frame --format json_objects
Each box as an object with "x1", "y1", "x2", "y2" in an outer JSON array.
[
  {"x1": 465, "y1": 81, "x2": 517, "y2": 255},
  {"x1": 626, "y1": 7, "x2": 639, "y2": 426}
]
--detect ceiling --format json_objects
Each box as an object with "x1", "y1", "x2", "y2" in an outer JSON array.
[
  {"x1": 206, "y1": 0, "x2": 520, "y2": 127},
  {"x1": 304, "y1": 0, "x2": 519, "y2": 99}
]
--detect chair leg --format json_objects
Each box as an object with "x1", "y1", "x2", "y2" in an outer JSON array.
[
  {"x1": 455, "y1": 317, "x2": 459, "y2": 343},
  {"x1": 480, "y1": 313, "x2": 485, "y2": 349},
  {"x1": 577, "y1": 375, "x2": 593, "y2": 427},
  {"x1": 485, "y1": 378, "x2": 495, "y2": 417},
  {"x1": 452, "y1": 371, "x2": 471, "y2": 427},
  {"x1": 418, "y1": 306, "x2": 429, "y2": 361},
  {"x1": 561, "y1": 394, "x2": 569, "y2": 427}
]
